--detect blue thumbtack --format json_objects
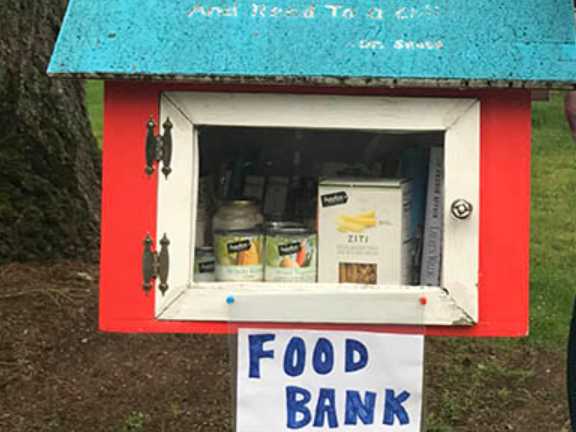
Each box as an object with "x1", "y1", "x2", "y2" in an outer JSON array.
[{"x1": 226, "y1": 295, "x2": 235, "y2": 305}]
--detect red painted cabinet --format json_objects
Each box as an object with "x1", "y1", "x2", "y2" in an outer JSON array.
[{"x1": 99, "y1": 82, "x2": 530, "y2": 337}]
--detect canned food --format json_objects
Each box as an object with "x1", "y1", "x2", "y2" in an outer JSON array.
[
  {"x1": 213, "y1": 199, "x2": 265, "y2": 282},
  {"x1": 214, "y1": 229, "x2": 263, "y2": 281},
  {"x1": 194, "y1": 247, "x2": 215, "y2": 282},
  {"x1": 265, "y1": 226, "x2": 317, "y2": 282}
]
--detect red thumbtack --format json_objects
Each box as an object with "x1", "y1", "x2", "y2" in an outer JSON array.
[{"x1": 419, "y1": 296, "x2": 428, "y2": 306}]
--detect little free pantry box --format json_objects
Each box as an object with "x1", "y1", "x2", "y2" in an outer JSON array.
[{"x1": 49, "y1": 0, "x2": 576, "y2": 337}]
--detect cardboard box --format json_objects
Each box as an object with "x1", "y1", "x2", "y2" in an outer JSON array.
[{"x1": 318, "y1": 178, "x2": 412, "y2": 285}]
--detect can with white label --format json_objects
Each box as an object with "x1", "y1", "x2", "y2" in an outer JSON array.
[
  {"x1": 214, "y1": 229, "x2": 264, "y2": 281},
  {"x1": 264, "y1": 225, "x2": 317, "y2": 283},
  {"x1": 194, "y1": 247, "x2": 216, "y2": 282}
]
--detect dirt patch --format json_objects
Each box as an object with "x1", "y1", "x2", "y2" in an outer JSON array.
[{"x1": 0, "y1": 262, "x2": 570, "y2": 431}]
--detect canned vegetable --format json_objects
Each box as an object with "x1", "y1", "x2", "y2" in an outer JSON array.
[
  {"x1": 194, "y1": 246, "x2": 215, "y2": 282},
  {"x1": 214, "y1": 229, "x2": 264, "y2": 282},
  {"x1": 265, "y1": 226, "x2": 317, "y2": 283}
]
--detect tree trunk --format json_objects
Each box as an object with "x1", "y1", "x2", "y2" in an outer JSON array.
[{"x1": 0, "y1": 0, "x2": 101, "y2": 262}]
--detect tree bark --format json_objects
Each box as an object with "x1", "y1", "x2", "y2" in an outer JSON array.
[{"x1": 0, "y1": 0, "x2": 101, "y2": 262}]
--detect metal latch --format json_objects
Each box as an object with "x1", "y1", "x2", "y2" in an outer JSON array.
[
  {"x1": 145, "y1": 118, "x2": 173, "y2": 178},
  {"x1": 142, "y1": 233, "x2": 170, "y2": 295}
]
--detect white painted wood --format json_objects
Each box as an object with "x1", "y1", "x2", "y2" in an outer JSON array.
[
  {"x1": 158, "y1": 92, "x2": 481, "y2": 325},
  {"x1": 155, "y1": 95, "x2": 195, "y2": 315},
  {"x1": 159, "y1": 284, "x2": 471, "y2": 326},
  {"x1": 443, "y1": 101, "x2": 480, "y2": 322},
  {"x1": 166, "y1": 92, "x2": 474, "y2": 131}
]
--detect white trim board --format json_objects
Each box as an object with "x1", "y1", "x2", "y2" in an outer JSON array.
[
  {"x1": 159, "y1": 284, "x2": 473, "y2": 326},
  {"x1": 157, "y1": 92, "x2": 480, "y2": 326}
]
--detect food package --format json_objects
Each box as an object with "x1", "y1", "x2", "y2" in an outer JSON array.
[
  {"x1": 318, "y1": 178, "x2": 412, "y2": 285},
  {"x1": 263, "y1": 176, "x2": 289, "y2": 219},
  {"x1": 243, "y1": 175, "x2": 266, "y2": 202},
  {"x1": 195, "y1": 175, "x2": 213, "y2": 247}
]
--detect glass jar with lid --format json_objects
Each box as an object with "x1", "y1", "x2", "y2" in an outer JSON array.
[
  {"x1": 212, "y1": 199, "x2": 264, "y2": 231},
  {"x1": 212, "y1": 200, "x2": 264, "y2": 282}
]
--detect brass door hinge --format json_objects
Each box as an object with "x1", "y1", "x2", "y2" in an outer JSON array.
[
  {"x1": 145, "y1": 118, "x2": 173, "y2": 178},
  {"x1": 142, "y1": 233, "x2": 170, "y2": 295}
]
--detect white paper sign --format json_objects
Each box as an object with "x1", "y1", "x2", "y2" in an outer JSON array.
[{"x1": 236, "y1": 328, "x2": 424, "y2": 431}]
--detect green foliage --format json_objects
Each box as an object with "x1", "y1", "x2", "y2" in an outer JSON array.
[{"x1": 85, "y1": 80, "x2": 104, "y2": 146}]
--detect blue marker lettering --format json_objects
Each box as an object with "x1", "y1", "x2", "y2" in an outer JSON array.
[
  {"x1": 313, "y1": 388, "x2": 338, "y2": 428},
  {"x1": 284, "y1": 337, "x2": 306, "y2": 377},
  {"x1": 345, "y1": 339, "x2": 369, "y2": 373},
  {"x1": 286, "y1": 386, "x2": 312, "y2": 429},
  {"x1": 383, "y1": 389, "x2": 411, "y2": 425},
  {"x1": 344, "y1": 390, "x2": 376, "y2": 425},
  {"x1": 312, "y1": 338, "x2": 334, "y2": 375},
  {"x1": 248, "y1": 333, "x2": 275, "y2": 378}
]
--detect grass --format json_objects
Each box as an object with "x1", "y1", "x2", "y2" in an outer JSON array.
[
  {"x1": 83, "y1": 83, "x2": 576, "y2": 350},
  {"x1": 116, "y1": 411, "x2": 146, "y2": 432},
  {"x1": 530, "y1": 92, "x2": 576, "y2": 348},
  {"x1": 85, "y1": 80, "x2": 104, "y2": 145}
]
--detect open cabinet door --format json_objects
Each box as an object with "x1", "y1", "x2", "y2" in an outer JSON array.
[{"x1": 154, "y1": 94, "x2": 196, "y2": 316}]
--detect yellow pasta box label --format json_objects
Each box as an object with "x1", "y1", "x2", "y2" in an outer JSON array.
[{"x1": 318, "y1": 178, "x2": 412, "y2": 285}]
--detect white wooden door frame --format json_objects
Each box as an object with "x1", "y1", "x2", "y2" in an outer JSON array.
[{"x1": 156, "y1": 92, "x2": 480, "y2": 326}]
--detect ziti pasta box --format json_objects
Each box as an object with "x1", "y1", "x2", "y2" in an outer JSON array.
[{"x1": 318, "y1": 178, "x2": 412, "y2": 285}]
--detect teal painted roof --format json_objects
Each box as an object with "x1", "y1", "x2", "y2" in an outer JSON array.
[{"x1": 48, "y1": 0, "x2": 576, "y2": 88}]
